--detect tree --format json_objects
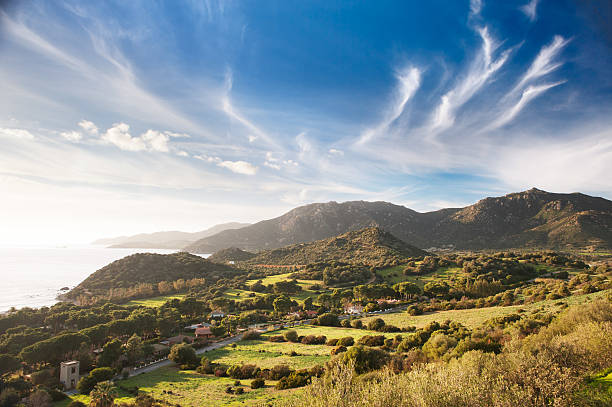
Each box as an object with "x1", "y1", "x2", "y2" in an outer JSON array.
[
  {"x1": 0, "y1": 389, "x2": 19, "y2": 407},
  {"x1": 89, "y1": 381, "x2": 117, "y2": 407},
  {"x1": 77, "y1": 367, "x2": 115, "y2": 394},
  {"x1": 367, "y1": 318, "x2": 385, "y2": 331},
  {"x1": 392, "y1": 282, "x2": 421, "y2": 300},
  {"x1": 316, "y1": 313, "x2": 340, "y2": 327},
  {"x1": 341, "y1": 346, "x2": 388, "y2": 374},
  {"x1": 283, "y1": 330, "x2": 299, "y2": 343},
  {"x1": 97, "y1": 339, "x2": 123, "y2": 368},
  {"x1": 124, "y1": 334, "x2": 144, "y2": 365},
  {"x1": 273, "y1": 295, "x2": 293, "y2": 315},
  {"x1": 303, "y1": 297, "x2": 314, "y2": 310},
  {"x1": 0, "y1": 354, "x2": 20, "y2": 376},
  {"x1": 168, "y1": 343, "x2": 198, "y2": 366},
  {"x1": 26, "y1": 389, "x2": 52, "y2": 407},
  {"x1": 423, "y1": 281, "x2": 450, "y2": 298}
]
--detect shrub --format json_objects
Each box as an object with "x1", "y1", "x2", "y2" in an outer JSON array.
[
  {"x1": 367, "y1": 318, "x2": 386, "y2": 331},
  {"x1": 331, "y1": 346, "x2": 347, "y2": 355},
  {"x1": 267, "y1": 364, "x2": 292, "y2": 380},
  {"x1": 337, "y1": 337, "x2": 354, "y2": 347},
  {"x1": 341, "y1": 319, "x2": 352, "y2": 328},
  {"x1": 168, "y1": 343, "x2": 198, "y2": 367},
  {"x1": 47, "y1": 388, "x2": 67, "y2": 402},
  {"x1": 77, "y1": 367, "x2": 115, "y2": 394},
  {"x1": 301, "y1": 335, "x2": 327, "y2": 345},
  {"x1": 357, "y1": 335, "x2": 385, "y2": 347},
  {"x1": 0, "y1": 389, "x2": 20, "y2": 407},
  {"x1": 67, "y1": 401, "x2": 86, "y2": 407},
  {"x1": 242, "y1": 330, "x2": 261, "y2": 340},
  {"x1": 228, "y1": 364, "x2": 260, "y2": 379},
  {"x1": 275, "y1": 372, "x2": 310, "y2": 390},
  {"x1": 235, "y1": 387, "x2": 244, "y2": 395},
  {"x1": 341, "y1": 346, "x2": 389, "y2": 374},
  {"x1": 269, "y1": 335, "x2": 286, "y2": 342},
  {"x1": 284, "y1": 330, "x2": 299, "y2": 342},
  {"x1": 251, "y1": 377, "x2": 265, "y2": 389},
  {"x1": 316, "y1": 313, "x2": 340, "y2": 327},
  {"x1": 326, "y1": 338, "x2": 339, "y2": 346},
  {"x1": 214, "y1": 368, "x2": 227, "y2": 377}
]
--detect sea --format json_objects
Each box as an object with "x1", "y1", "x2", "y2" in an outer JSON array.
[{"x1": 0, "y1": 246, "x2": 180, "y2": 313}]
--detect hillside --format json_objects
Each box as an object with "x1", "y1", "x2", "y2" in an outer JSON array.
[
  {"x1": 185, "y1": 189, "x2": 612, "y2": 252},
  {"x1": 207, "y1": 247, "x2": 256, "y2": 263},
  {"x1": 93, "y1": 222, "x2": 250, "y2": 249},
  {"x1": 64, "y1": 252, "x2": 237, "y2": 299},
  {"x1": 247, "y1": 227, "x2": 427, "y2": 266}
]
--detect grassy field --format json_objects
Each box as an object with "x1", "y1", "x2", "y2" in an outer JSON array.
[
  {"x1": 241, "y1": 273, "x2": 328, "y2": 303},
  {"x1": 360, "y1": 290, "x2": 610, "y2": 329},
  {"x1": 55, "y1": 366, "x2": 298, "y2": 407},
  {"x1": 205, "y1": 325, "x2": 397, "y2": 370},
  {"x1": 125, "y1": 294, "x2": 186, "y2": 308},
  {"x1": 376, "y1": 265, "x2": 464, "y2": 287}
]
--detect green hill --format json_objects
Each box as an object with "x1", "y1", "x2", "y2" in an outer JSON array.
[
  {"x1": 65, "y1": 252, "x2": 237, "y2": 299},
  {"x1": 247, "y1": 227, "x2": 427, "y2": 267},
  {"x1": 207, "y1": 247, "x2": 256, "y2": 263}
]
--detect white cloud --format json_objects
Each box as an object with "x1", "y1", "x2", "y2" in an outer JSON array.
[
  {"x1": 141, "y1": 130, "x2": 170, "y2": 152},
  {"x1": 217, "y1": 160, "x2": 258, "y2": 175},
  {"x1": 513, "y1": 35, "x2": 569, "y2": 93},
  {"x1": 0, "y1": 127, "x2": 34, "y2": 140},
  {"x1": 358, "y1": 66, "x2": 421, "y2": 144},
  {"x1": 78, "y1": 120, "x2": 98, "y2": 135},
  {"x1": 429, "y1": 27, "x2": 511, "y2": 135},
  {"x1": 470, "y1": 0, "x2": 483, "y2": 16},
  {"x1": 176, "y1": 151, "x2": 189, "y2": 157},
  {"x1": 520, "y1": 0, "x2": 539, "y2": 22},
  {"x1": 490, "y1": 81, "x2": 566, "y2": 129},
  {"x1": 328, "y1": 148, "x2": 344, "y2": 156},
  {"x1": 60, "y1": 130, "x2": 83, "y2": 142}
]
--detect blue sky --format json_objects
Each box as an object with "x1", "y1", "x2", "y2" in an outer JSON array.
[{"x1": 1, "y1": 0, "x2": 611, "y2": 244}]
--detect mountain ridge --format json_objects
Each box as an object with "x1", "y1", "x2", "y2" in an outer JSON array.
[
  {"x1": 93, "y1": 222, "x2": 251, "y2": 249},
  {"x1": 185, "y1": 189, "x2": 612, "y2": 252}
]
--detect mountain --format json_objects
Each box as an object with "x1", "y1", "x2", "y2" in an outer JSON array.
[
  {"x1": 64, "y1": 252, "x2": 237, "y2": 299},
  {"x1": 184, "y1": 189, "x2": 612, "y2": 252},
  {"x1": 93, "y1": 222, "x2": 251, "y2": 249},
  {"x1": 247, "y1": 227, "x2": 427, "y2": 266}
]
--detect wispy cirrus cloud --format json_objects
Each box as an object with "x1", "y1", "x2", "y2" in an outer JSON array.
[
  {"x1": 512, "y1": 35, "x2": 569, "y2": 94},
  {"x1": 520, "y1": 0, "x2": 540, "y2": 22},
  {"x1": 489, "y1": 81, "x2": 566, "y2": 130},
  {"x1": 357, "y1": 66, "x2": 421, "y2": 144},
  {"x1": 470, "y1": 0, "x2": 483, "y2": 17},
  {"x1": 428, "y1": 27, "x2": 512, "y2": 136}
]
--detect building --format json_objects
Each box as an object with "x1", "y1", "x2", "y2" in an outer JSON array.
[
  {"x1": 59, "y1": 361, "x2": 80, "y2": 390},
  {"x1": 160, "y1": 335, "x2": 193, "y2": 346},
  {"x1": 184, "y1": 322, "x2": 211, "y2": 331},
  {"x1": 210, "y1": 310, "x2": 225, "y2": 319},
  {"x1": 344, "y1": 303, "x2": 364, "y2": 314},
  {"x1": 195, "y1": 327, "x2": 213, "y2": 339}
]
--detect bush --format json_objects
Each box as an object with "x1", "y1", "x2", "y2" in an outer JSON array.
[
  {"x1": 0, "y1": 389, "x2": 19, "y2": 407},
  {"x1": 269, "y1": 335, "x2": 286, "y2": 342},
  {"x1": 331, "y1": 346, "x2": 347, "y2": 355},
  {"x1": 227, "y1": 364, "x2": 260, "y2": 379},
  {"x1": 214, "y1": 368, "x2": 227, "y2": 377},
  {"x1": 168, "y1": 343, "x2": 198, "y2": 367},
  {"x1": 341, "y1": 346, "x2": 389, "y2": 374},
  {"x1": 267, "y1": 364, "x2": 292, "y2": 380},
  {"x1": 341, "y1": 319, "x2": 352, "y2": 328},
  {"x1": 351, "y1": 319, "x2": 363, "y2": 329},
  {"x1": 301, "y1": 335, "x2": 326, "y2": 345},
  {"x1": 367, "y1": 318, "x2": 386, "y2": 331},
  {"x1": 326, "y1": 338, "x2": 339, "y2": 346},
  {"x1": 357, "y1": 335, "x2": 385, "y2": 347},
  {"x1": 251, "y1": 378, "x2": 265, "y2": 389},
  {"x1": 284, "y1": 330, "x2": 299, "y2": 342},
  {"x1": 67, "y1": 401, "x2": 86, "y2": 407},
  {"x1": 77, "y1": 367, "x2": 115, "y2": 394},
  {"x1": 316, "y1": 313, "x2": 340, "y2": 327},
  {"x1": 47, "y1": 388, "x2": 67, "y2": 402},
  {"x1": 242, "y1": 330, "x2": 261, "y2": 340},
  {"x1": 276, "y1": 372, "x2": 310, "y2": 390},
  {"x1": 235, "y1": 387, "x2": 244, "y2": 395},
  {"x1": 337, "y1": 337, "x2": 355, "y2": 347}
]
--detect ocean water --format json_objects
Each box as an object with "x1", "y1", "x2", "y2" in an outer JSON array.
[{"x1": 0, "y1": 246, "x2": 178, "y2": 312}]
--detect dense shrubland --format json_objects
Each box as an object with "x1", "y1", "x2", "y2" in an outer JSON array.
[{"x1": 280, "y1": 298, "x2": 612, "y2": 407}]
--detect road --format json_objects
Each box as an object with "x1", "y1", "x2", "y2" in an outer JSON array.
[{"x1": 129, "y1": 333, "x2": 244, "y2": 376}]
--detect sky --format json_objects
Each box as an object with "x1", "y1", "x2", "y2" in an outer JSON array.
[{"x1": 1, "y1": 0, "x2": 611, "y2": 245}]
